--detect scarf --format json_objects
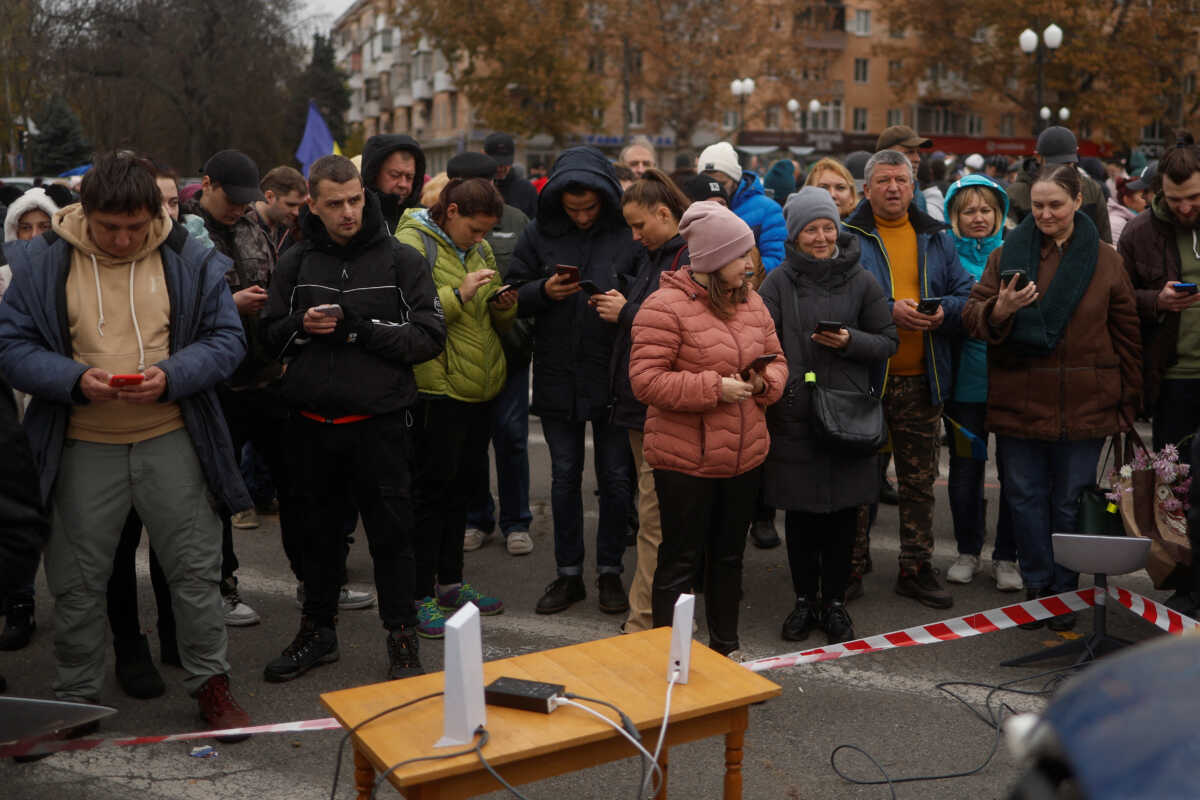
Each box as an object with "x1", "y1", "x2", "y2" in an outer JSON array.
[{"x1": 999, "y1": 211, "x2": 1098, "y2": 356}]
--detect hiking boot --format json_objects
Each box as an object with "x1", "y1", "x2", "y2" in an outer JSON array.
[
  {"x1": 845, "y1": 575, "x2": 864, "y2": 603},
  {"x1": 0, "y1": 598, "x2": 35, "y2": 651},
  {"x1": 535, "y1": 575, "x2": 586, "y2": 614},
  {"x1": 781, "y1": 597, "x2": 819, "y2": 642},
  {"x1": 463, "y1": 527, "x2": 492, "y2": 552},
  {"x1": 749, "y1": 519, "x2": 781, "y2": 549},
  {"x1": 221, "y1": 577, "x2": 260, "y2": 627},
  {"x1": 196, "y1": 674, "x2": 251, "y2": 743},
  {"x1": 438, "y1": 583, "x2": 503, "y2": 616},
  {"x1": 822, "y1": 601, "x2": 856, "y2": 645},
  {"x1": 114, "y1": 635, "x2": 165, "y2": 699},
  {"x1": 994, "y1": 560, "x2": 1024, "y2": 592},
  {"x1": 895, "y1": 563, "x2": 954, "y2": 609},
  {"x1": 263, "y1": 618, "x2": 339, "y2": 682},
  {"x1": 416, "y1": 597, "x2": 446, "y2": 639},
  {"x1": 231, "y1": 509, "x2": 260, "y2": 529},
  {"x1": 597, "y1": 574, "x2": 629, "y2": 614},
  {"x1": 1019, "y1": 589, "x2": 1046, "y2": 630},
  {"x1": 505, "y1": 530, "x2": 534, "y2": 556},
  {"x1": 947, "y1": 554, "x2": 981, "y2": 584},
  {"x1": 386, "y1": 627, "x2": 423, "y2": 680}
]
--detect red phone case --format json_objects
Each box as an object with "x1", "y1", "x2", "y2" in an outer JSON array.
[
  {"x1": 555, "y1": 265, "x2": 580, "y2": 282},
  {"x1": 110, "y1": 374, "x2": 145, "y2": 387}
]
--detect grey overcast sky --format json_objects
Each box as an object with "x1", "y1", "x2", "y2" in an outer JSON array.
[{"x1": 302, "y1": 0, "x2": 352, "y2": 29}]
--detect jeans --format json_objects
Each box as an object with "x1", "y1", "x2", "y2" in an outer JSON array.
[
  {"x1": 996, "y1": 435, "x2": 1105, "y2": 593},
  {"x1": 540, "y1": 416, "x2": 632, "y2": 576},
  {"x1": 466, "y1": 365, "x2": 533, "y2": 535},
  {"x1": 944, "y1": 402, "x2": 1017, "y2": 562}
]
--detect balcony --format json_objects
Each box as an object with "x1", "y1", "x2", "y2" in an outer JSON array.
[
  {"x1": 412, "y1": 78, "x2": 433, "y2": 101},
  {"x1": 393, "y1": 86, "x2": 412, "y2": 107},
  {"x1": 803, "y1": 30, "x2": 846, "y2": 50},
  {"x1": 347, "y1": 106, "x2": 364, "y2": 124},
  {"x1": 363, "y1": 100, "x2": 380, "y2": 119},
  {"x1": 348, "y1": 73, "x2": 364, "y2": 90},
  {"x1": 917, "y1": 75, "x2": 972, "y2": 101},
  {"x1": 433, "y1": 70, "x2": 455, "y2": 94}
]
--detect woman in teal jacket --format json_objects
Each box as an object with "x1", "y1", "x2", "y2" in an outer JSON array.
[
  {"x1": 395, "y1": 178, "x2": 516, "y2": 638},
  {"x1": 941, "y1": 175, "x2": 1020, "y2": 592}
]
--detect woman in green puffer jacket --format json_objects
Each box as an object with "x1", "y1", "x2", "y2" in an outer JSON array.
[{"x1": 395, "y1": 177, "x2": 516, "y2": 638}]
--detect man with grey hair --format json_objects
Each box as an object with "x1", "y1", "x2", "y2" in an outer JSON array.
[
  {"x1": 843, "y1": 148, "x2": 974, "y2": 610},
  {"x1": 619, "y1": 137, "x2": 657, "y2": 179}
]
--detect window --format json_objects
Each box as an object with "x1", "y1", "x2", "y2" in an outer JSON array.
[
  {"x1": 588, "y1": 51, "x2": 605, "y2": 74},
  {"x1": 1186, "y1": 73, "x2": 1197, "y2": 96},
  {"x1": 970, "y1": 26, "x2": 988, "y2": 43},
  {"x1": 851, "y1": 9, "x2": 871, "y2": 35},
  {"x1": 765, "y1": 104, "x2": 781, "y2": 129},
  {"x1": 807, "y1": 99, "x2": 844, "y2": 131},
  {"x1": 364, "y1": 78, "x2": 379, "y2": 102},
  {"x1": 381, "y1": 29, "x2": 392, "y2": 52},
  {"x1": 968, "y1": 113, "x2": 984, "y2": 136},
  {"x1": 723, "y1": 110, "x2": 740, "y2": 130},
  {"x1": 854, "y1": 58, "x2": 869, "y2": 83},
  {"x1": 887, "y1": 108, "x2": 904, "y2": 127},
  {"x1": 630, "y1": 99, "x2": 645, "y2": 127},
  {"x1": 853, "y1": 107, "x2": 869, "y2": 132},
  {"x1": 888, "y1": 59, "x2": 902, "y2": 85},
  {"x1": 630, "y1": 48, "x2": 643, "y2": 76},
  {"x1": 449, "y1": 92, "x2": 458, "y2": 128},
  {"x1": 592, "y1": 106, "x2": 605, "y2": 125},
  {"x1": 890, "y1": 23, "x2": 906, "y2": 38},
  {"x1": 999, "y1": 113, "x2": 1015, "y2": 136}
]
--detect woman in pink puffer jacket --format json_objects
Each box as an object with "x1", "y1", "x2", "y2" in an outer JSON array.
[{"x1": 630, "y1": 200, "x2": 787, "y2": 658}]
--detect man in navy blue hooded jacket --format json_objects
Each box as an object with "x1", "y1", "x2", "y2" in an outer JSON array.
[{"x1": 508, "y1": 147, "x2": 637, "y2": 616}]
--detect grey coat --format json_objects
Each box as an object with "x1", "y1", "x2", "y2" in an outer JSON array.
[{"x1": 758, "y1": 233, "x2": 898, "y2": 513}]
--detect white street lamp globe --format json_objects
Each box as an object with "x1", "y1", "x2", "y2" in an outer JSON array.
[
  {"x1": 1043, "y1": 24, "x2": 1063, "y2": 50},
  {"x1": 730, "y1": 79, "x2": 742, "y2": 96},
  {"x1": 808, "y1": 99, "x2": 821, "y2": 114},
  {"x1": 1059, "y1": 107, "x2": 1070, "y2": 121},
  {"x1": 1040, "y1": 106, "x2": 1052, "y2": 120},
  {"x1": 1019, "y1": 28, "x2": 1038, "y2": 54},
  {"x1": 786, "y1": 98, "x2": 800, "y2": 114},
  {"x1": 744, "y1": 78, "x2": 755, "y2": 94}
]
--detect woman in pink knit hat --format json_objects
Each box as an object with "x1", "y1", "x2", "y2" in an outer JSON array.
[{"x1": 629, "y1": 200, "x2": 788, "y2": 659}]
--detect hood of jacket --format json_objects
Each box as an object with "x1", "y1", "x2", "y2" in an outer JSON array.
[
  {"x1": 299, "y1": 187, "x2": 390, "y2": 259},
  {"x1": 762, "y1": 160, "x2": 796, "y2": 205},
  {"x1": 361, "y1": 134, "x2": 427, "y2": 206},
  {"x1": 781, "y1": 230, "x2": 862, "y2": 290},
  {"x1": 51, "y1": 203, "x2": 172, "y2": 266},
  {"x1": 731, "y1": 172, "x2": 768, "y2": 206},
  {"x1": 4, "y1": 188, "x2": 60, "y2": 242},
  {"x1": 656, "y1": 264, "x2": 718, "y2": 302},
  {"x1": 944, "y1": 174, "x2": 1009, "y2": 278},
  {"x1": 1151, "y1": 192, "x2": 1198, "y2": 229},
  {"x1": 536, "y1": 146, "x2": 625, "y2": 238}
]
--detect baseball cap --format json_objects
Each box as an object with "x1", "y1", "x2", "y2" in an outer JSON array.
[
  {"x1": 964, "y1": 153, "x2": 985, "y2": 171},
  {"x1": 876, "y1": 125, "x2": 932, "y2": 151},
  {"x1": 202, "y1": 150, "x2": 263, "y2": 204},
  {"x1": 1036, "y1": 126, "x2": 1078, "y2": 164},
  {"x1": 447, "y1": 152, "x2": 499, "y2": 180},
  {"x1": 1126, "y1": 163, "x2": 1155, "y2": 192},
  {"x1": 483, "y1": 133, "x2": 515, "y2": 166}
]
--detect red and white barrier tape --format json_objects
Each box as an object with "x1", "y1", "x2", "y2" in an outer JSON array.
[{"x1": 4, "y1": 587, "x2": 1195, "y2": 758}]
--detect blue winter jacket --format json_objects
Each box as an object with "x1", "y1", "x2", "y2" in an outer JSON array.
[
  {"x1": 0, "y1": 224, "x2": 250, "y2": 512},
  {"x1": 731, "y1": 172, "x2": 788, "y2": 272},
  {"x1": 943, "y1": 175, "x2": 1009, "y2": 404},
  {"x1": 842, "y1": 199, "x2": 975, "y2": 405}
]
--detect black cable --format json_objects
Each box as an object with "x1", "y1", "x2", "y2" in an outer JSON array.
[
  {"x1": 564, "y1": 692, "x2": 657, "y2": 799},
  {"x1": 328, "y1": 691, "x2": 443, "y2": 800},
  {"x1": 473, "y1": 734, "x2": 536, "y2": 800},
  {"x1": 829, "y1": 664, "x2": 1084, "y2": 795},
  {"x1": 369, "y1": 726, "x2": 532, "y2": 800}
]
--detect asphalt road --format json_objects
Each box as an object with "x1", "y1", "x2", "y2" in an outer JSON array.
[{"x1": 0, "y1": 418, "x2": 1170, "y2": 799}]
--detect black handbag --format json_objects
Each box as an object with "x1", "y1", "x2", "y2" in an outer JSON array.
[{"x1": 807, "y1": 374, "x2": 887, "y2": 454}]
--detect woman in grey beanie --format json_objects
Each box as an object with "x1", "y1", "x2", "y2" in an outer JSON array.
[{"x1": 759, "y1": 186, "x2": 899, "y2": 645}]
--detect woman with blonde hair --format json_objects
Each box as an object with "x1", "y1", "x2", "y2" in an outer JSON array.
[{"x1": 805, "y1": 158, "x2": 859, "y2": 219}]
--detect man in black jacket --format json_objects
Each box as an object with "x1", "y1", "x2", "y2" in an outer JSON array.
[
  {"x1": 262, "y1": 155, "x2": 445, "y2": 682},
  {"x1": 360, "y1": 134, "x2": 426, "y2": 234},
  {"x1": 485, "y1": 132, "x2": 538, "y2": 219}
]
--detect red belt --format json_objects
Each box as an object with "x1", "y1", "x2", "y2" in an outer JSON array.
[{"x1": 299, "y1": 411, "x2": 373, "y2": 425}]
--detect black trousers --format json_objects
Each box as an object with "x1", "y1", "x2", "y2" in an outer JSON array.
[
  {"x1": 652, "y1": 466, "x2": 761, "y2": 654},
  {"x1": 412, "y1": 397, "x2": 492, "y2": 599},
  {"x1": 290, "y1": 413, "x2": 417, "y2": 630},
  {"x1": 105, "y1": 509, "x2": 174, "y2": 645},
  {"x1": 784, "y1": 507, "x2": 859, "y2": 604}
]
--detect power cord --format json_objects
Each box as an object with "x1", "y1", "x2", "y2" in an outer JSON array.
[
  {"x1": 371, "y1": 726, "x2": 532, "y2": 800},
  {"x1": 564, "y1": 692, "x2": 649, "y2": 796},
  {"x1": 552, "y1": 696, "x2": 664, "y2": 798},
  {"x1": 328, "y1": 691, "x2": 443, "y2": 800},
  {"x1": 641, "y1": 667, "x2": 681, "y2": 798},
  {"x1": 829, "y1": 664, "x2": 1083, "y2": 797}
]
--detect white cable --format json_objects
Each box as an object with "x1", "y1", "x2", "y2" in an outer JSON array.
[
  {"x1": 551, "y1": 696, "x2": 663, "y2": 797},
  {"x1": 641, "y1": 668, "x2": 680, "y2": 798}
]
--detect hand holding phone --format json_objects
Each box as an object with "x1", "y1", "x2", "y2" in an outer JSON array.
[
  {"x1": 999, "y1": 270, "x2": 1030, "y2": 291},
  {"x1": 815, "y1": 320, "x2": 844, "y2": 333},
  {"x1": 739, "y1": 353, "x2": 777, "y2": 381},
  {"x1": 1176, "y1": 282, "x2": 1198, "y2": 295},
  {"x1": 576, "y1": 279, "x2": 603, "y2": 296},
  {"x1": 313, "y1": 303, "x2": 344, "y2": 319},
  {"x1": 109, "y1": 373, "x2": 145, "y2": 387},
  {"x1": 554, "y1": 264, "x2": 580, "y2": 283},
  {"x1": 916, "y1": 297, "x2": 943, "y2": 315}
]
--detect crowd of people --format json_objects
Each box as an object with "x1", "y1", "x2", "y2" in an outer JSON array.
[{"x1": 0, "y1": 119, "x2": 1197, "y2": 746}]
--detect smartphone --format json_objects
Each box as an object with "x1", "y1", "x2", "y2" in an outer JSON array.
[
  {"x1": 555, "y1": 264, "x2": 580, "y2": 283},
  {"x1": 313, "y1": 303, "x2": 344, "y2": 319},
  {"x1": 815, "y1": 320, "x2": 844, "y2": 333},
  {"x1": 487, "y1": 285, "x2": 514, "y2": 303},
  {"x1": 1176, "y1": 282, "x2": 1199, "y2": 295},
  {"x1": 916, "y1": 297, "x2": 943, "y2": 315},
  {"x1": 999, "y1": 269, "x2": 1030, "y2": 291},
  {"x1": 109, "y1": 374, "x2": 145, "y2": 387},
  {"x1": 577, "y1": 279, "x2": 603, "y2": 296},
  {"x1": 739, "y1": 353, "x2": 777, "y2": 380}
]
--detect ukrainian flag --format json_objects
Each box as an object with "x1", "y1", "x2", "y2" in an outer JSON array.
[{"x1": 945, "y1": 416, "x2": 988, "y2": 460}]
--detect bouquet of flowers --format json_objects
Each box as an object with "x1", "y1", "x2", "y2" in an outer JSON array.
[
  {"x1": 1105, "y1": 442, "x2": 1192, "y2": 514},
  {"x1": 1106, "y1": 441, "x2": 1192, "y2": 587}
]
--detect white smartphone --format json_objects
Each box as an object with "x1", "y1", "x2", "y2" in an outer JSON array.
[{"x1": 312, "y1": 303, "x2": 344, "y2": 319}]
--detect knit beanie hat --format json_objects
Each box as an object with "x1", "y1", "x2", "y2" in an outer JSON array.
[
  {"x1": 678, "y1": 200, "x2": 755, "y2": 274},
  {"x1": 682, "y1": 173, "x2": 728, "y2": 204},
  {"x1": 697, "y1": 142, "x2": 743, "y2": 182},
  {"x1": 783, "y1": 186, "x2": 840, "y2": 243}
]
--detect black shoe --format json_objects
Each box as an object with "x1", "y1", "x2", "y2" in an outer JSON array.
[
  {"x1": 1019, "y1": 589, "x2": 1046, "y2": 630},
  {"x1": 879, "y1": 480, "x2": 899, "y2": 505},
  {"x1": 387, "y1": 626, "x2": 423, "y2": 680},
  {"x1": 781, "y1": 597, "x2": 820, "y2": 642},
  {"x1": 0, "y1": 599, "x2": 35, "y2": 651},
  {"x1": 114, "y1": 635, "x2": 166, "y2": 699},
  {"x1": 1165, "y1": 591, "x2": 1200, "y2": 616},
  {"x1": 894, "y1": 563, "x2": 953, "y2": 609},
  {"x1": 822, "y1": 601, "x2": 856, "y2": 644},
  {"x1": 845, "y1": 575, "x2": 864, "y2": 603},
  {"x1": 749, "y1": 520, "x2": 781, "y2": 549},
  {"x1": 597, "y1": 574, "x2": 629, "y2": 614},
  {"x1": 1047, "y1": 610, "x2": 1078, "y2": 633},
  {"x1": 263, "y1": 618, "x2": 338, "y2": 683},
  {"x1": 535, "y1": 575, "x2": 586, "y2": 614}
]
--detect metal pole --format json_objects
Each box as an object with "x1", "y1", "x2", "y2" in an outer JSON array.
[{"x1": 1035, "y1": 43, "x2": 1045, "y2": 136}]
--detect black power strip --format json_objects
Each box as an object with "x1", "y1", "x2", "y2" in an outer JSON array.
[{"x1": 484, "y1": 677, "x2": 566, "y2": 714}]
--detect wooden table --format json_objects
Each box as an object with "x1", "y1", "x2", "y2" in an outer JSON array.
[{"x1": 321, "y1": 628, "x2": 781, "y2": 799}]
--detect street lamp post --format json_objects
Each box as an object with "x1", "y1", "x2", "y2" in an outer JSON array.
[
  {"x1": 808, "y1": 98, "x2": 822, "y2": 130},
  {"x1": 786, "y1": 97, "x2": 800, "y2": 130},
  {"x1": 730, "y1": 78, "x2": 755, "y2": 133},
  {"x1": 1019, "y1": 23, "x2": 1063, "y2": 136}
]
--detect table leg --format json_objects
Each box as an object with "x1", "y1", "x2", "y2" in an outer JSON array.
[
  {"x1": 654, "y1": 746, "x2": 669, "y2": 800},
  {"x1": 723, "y1": 707, "x2": 748, "y2": 800},
  {"x1": 354, "y1": 746, "x2": 374, "y2": 800}
]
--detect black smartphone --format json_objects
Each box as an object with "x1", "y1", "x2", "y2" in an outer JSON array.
[
  {"x1": 554, "y1": 264, "x2": 580, "y2": 283},
  {"x1": 815, "y1": 320, "x2": 844, "y2": 333},
  {"x1": 577, "y1": 279, "x2": 603, "y2": 296},
  {"x1": 1176, "y1": 282, "x2": 1199, "y2": 295},
  {"x1": 487, "y1": 285, "x2": 514, "y2": 303},
  {"x1": 999, "y1": 269, "x2": 1030, "y2": 291},
  {"x1": 916, "y1": 297, "x2": 942, "y2": 315},
  {"x1": 739, "y1": 353, "x2": 777, "y2": 380}
]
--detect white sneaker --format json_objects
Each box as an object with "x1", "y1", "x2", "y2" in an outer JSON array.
[
  {"x1": 222, "y1": 592, "x2": 260, "y2": 626},
  {"x1": 506, "y1": 531, "x2": 534, "y2": 556},
  {"x1": 463, "y1": 527, "x2": 492, "y2": 552},
  {"x1": 231, "y1": 509, "x2": 260, "y2": 529},
  {"x1": 946, "y1": 554, "x2": 981, "y2": 584},
  {"x1": 994, "y1": 560, "x2": 1024, "y2": 592},
  {"x1": 338, "y1": 586, "x2": 375, "y2": 609}
]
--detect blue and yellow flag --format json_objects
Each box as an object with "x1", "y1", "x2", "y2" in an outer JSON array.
[
  {"x1": 945, "y1": 416, "x2": 988, "y2": 460},
  {"x1": 295, "y1": 101, "x2": 338, "y2": 177}
]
